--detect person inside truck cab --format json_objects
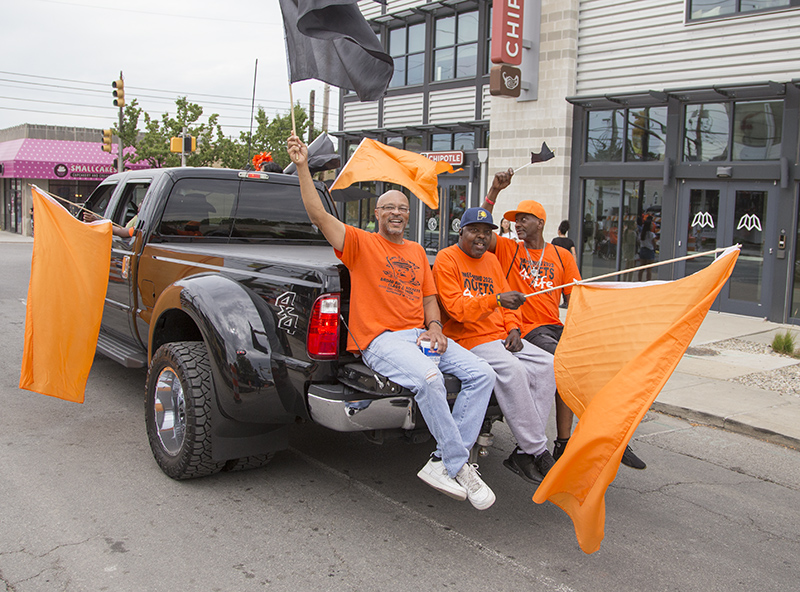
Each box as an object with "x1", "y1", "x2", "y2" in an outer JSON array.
[{"x1": 288, "y1": 134, "x2": 499, "y2": 511}]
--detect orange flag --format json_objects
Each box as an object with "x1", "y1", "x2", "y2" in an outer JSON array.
[
  {"x1": 329, "y1": 138, "x2": 455, "y2": 209},
  {"x1": 19, "y1": 186, "x2": 112, "y2": 403},
  {"x1": 532, "y1": 246, "x2": 740, "y2": 553}
]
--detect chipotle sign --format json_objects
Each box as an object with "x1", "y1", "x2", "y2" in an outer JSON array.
[{"x1": 491, "y1": 0, "x2": 524, "y2": 66}]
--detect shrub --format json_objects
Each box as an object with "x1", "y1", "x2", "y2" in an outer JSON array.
[{"x1": 771, "y1": 330, "x2": 796, "y2": 356}]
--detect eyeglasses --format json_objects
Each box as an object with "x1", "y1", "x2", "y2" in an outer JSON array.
[{"x1": 376, "y1": 205, "x2": 410, "y2": 213}]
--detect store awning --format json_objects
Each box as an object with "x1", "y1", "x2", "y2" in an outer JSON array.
[{"x1": 0, "y1": 138, "x2": 148, "y2": 180}]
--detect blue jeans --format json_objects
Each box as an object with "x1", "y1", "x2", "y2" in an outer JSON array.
[{"x1": 363, "y1": 328, "x2": 496, "y2": 478}]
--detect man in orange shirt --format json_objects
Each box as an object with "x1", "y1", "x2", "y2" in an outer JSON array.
[
  {"x1": 288, "y1": 135, "x2": 498, "y2": 510},
  {"x1": 433, "y1": 207, "x2": 558, "y2": 483},
  {"x1": 482, "y1": 170, "x2": 646, "y2": 469}
]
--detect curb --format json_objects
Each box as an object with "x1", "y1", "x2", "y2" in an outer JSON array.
[{"x1": 652, "y1": 401, "x2": 800, "y2": 451}]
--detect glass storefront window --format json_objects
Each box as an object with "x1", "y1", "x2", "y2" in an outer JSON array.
[
  {"x1": 627, "y1": 106, "x2": 667, "y2": 161},
  {"x1": 453, "y1": 132, "x2": 474, "y2": 151},
  {"x1": 583, "y1": 179, "x2": 661, "y2": 281},
  {"x1": 684, "y1": 103, "x2": 730, "y2": 162},
  {"x1": 405, "y1": 136, "x2": 423, "y2": 153},
  {"x1": 582, "y1": 179, "x2": 620, "y2": 278},
  {"x1": 386, "y1": 136, "x2": 403, "y2": 150},
  {"x1": 432, "y1": 133, "x2": 451, "y2": 150},
  {"x1": 587, "y1": 110, "x2": 624, "y2": 162},
  {"x1": 732, "y1": 100, "x2": 783, "y2": 160}
]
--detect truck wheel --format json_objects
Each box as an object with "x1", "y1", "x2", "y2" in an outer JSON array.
[{"x1": 145, "y1": 341, "x2": 225, "y2": 480}]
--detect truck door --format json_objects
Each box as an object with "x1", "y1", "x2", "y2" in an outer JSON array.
[{"x1": 104, "y1": 179, "x2": 152, "y2": 342}]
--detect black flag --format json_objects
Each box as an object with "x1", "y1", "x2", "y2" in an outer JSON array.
[
  {"x1": 279, "y1": 0, "x2": 393, "y2": 102},
  {"x1": 531, "y1": 142, "x2": 555, "y2": 163},
  {"x1": 283, "y1": 132, "x2": 341, "y2": 174}
]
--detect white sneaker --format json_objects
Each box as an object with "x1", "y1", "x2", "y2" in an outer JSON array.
[
  {"x1": 417, "y1": 457, "x2": 467, "y2": 501},
  {"x1": 455, "y1": 463, "x2": 496, "y2": 510}
]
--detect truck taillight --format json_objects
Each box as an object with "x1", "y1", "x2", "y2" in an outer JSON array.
[{"x1": 307, "y1": 294, "x2": 340, "y2": 359}]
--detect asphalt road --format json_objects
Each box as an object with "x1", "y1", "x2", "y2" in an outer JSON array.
[{"x1": 1, "y1": 241, "x2": 799, "y2": 592}]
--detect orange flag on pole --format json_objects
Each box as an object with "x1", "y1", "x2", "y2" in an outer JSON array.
[
  {"x1": 19, "y1": 185, "x2": 112, "y2": 403},
  {"x1": 329, "y1": 138, "x2": 456, "y2": 209},
  {"x1": 532, "y1": 246, "x2": 740, "y2": 554}
]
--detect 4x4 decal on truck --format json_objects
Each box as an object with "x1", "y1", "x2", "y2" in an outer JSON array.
[{"x1": 276, "y1": 291, "x2": 299, "y2": 335}]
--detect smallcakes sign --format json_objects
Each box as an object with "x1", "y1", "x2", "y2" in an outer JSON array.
[
  {"x1": 490, "y1": 0, "x2": 524, "y2": 98},
  {"x1": 54, "y1": 163, "x2": 117, "y2": 179}
]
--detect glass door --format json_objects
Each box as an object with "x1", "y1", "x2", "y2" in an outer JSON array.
[
  {"x1": 678, "y1": 181, "x2": 776, "y2": 316},
  {"x1": 422, "y1": 180, "x2": 467, "y2": 255}
]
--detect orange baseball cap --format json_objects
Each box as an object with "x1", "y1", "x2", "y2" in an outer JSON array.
[{"x1": 504, "y1": 200, "x2": 547, "y2": 224}]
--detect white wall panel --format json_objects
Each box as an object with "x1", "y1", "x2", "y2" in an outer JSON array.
[
  {"x1": 428, "y1": 87, "x2": 477, "y2": 124},
  {"x1": 383, "y1": 94, "x2": 425, "y2": 127},
  {"x1": 577, "y1": 0, "x2": 800, "y2": 95},
  {"x1": 481, "y1": 84, "x2": 491, "y2": 120},
  {"x1": 342, "y1": 101, "x2": 380, "y2": 130}
]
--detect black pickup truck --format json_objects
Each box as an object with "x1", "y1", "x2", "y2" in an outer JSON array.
[{"x1": 83, "y1": 167, "x2": 494, "y2": 480}]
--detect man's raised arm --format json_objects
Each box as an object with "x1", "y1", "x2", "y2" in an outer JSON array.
[
  {"x1": 287, "y1": 134, "x2": 346, "y2": 252},
  {"x1": 481, "y1": 168, "x2": 513, "y2": 252}
]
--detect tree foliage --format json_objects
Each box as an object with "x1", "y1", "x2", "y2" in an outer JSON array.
[{"x1": 121, "y1": 97, "x2": 315, "y2": 171}]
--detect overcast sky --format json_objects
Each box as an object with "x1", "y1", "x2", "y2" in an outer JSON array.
[{"x1": 0, "y1": 0, "x2": 338, "y2": 138}]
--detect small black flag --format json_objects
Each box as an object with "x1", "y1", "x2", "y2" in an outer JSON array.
[
  {"x1": 283, "y1": 132, "x2": 341, "y2": 175},
  {"x1": 531, "y1": 142, "x2": 555, "y2": 163}
]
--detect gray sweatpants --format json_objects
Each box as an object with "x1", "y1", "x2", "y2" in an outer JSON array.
[{"x1": 470, "y1": 339, "x2": 556, "y2": 456}]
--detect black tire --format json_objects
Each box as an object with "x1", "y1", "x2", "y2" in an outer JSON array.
[
  {"x1": 222, "y1": 453, "x2": 275, "y2": 473},
  {"x1": 145, "y1": 341, "x2": 225, "y2": 480}
]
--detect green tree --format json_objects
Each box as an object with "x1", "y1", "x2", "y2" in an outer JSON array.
[
  {"x1": 131, "y1": 97, "x2": 224, "y2": 168},
  {"x1": 112, "y1": 98, "x2": 142, "y2": 170}
]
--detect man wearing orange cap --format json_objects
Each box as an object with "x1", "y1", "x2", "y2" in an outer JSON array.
[{"x1": 481, "y1": 170, "x2": 646, "y2": 469}]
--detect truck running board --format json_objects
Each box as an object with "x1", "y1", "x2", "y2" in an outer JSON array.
[{"x1": 96, "y1": 331, "x2": 147, "y2": 368}]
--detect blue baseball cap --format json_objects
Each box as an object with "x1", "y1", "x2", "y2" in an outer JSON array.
[{"x1": 460, "y1": 207, "x2": 498, "y2": 230}]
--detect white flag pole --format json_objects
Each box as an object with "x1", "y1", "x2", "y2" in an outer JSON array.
[{"x1": 523, "y1": 246, "x2": 737, "y2": 298}]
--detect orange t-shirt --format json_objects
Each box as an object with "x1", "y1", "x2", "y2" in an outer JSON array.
[
  {"x1": 336, "y1": 225, "x2": 436, "y2": 352},
  {"x1": 493, "y1": 236, "x2": 581, "y2": 335},
  {"x1": 432, "y1": 244, "x2": 522, "y2": 350}
]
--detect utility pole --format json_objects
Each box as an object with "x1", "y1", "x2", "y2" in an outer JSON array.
[
  {"x1": 322, "y1": 83, "x2": 330, "y2": 132},
  {"x1": 181, "y1": 126, "x2": 187, "y2": 168},
  {"x1": 309, "y1": 90, "x2": 315, "y2": 142}
]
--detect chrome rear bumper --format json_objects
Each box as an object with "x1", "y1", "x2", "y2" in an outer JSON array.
[{"x1": 307, "y1": 383, "x2": 416, "y2": 432}]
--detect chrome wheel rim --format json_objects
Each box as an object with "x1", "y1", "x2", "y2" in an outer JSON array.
[{"x1": 154, "y1": 367, "x2": 186, "y2": 456}]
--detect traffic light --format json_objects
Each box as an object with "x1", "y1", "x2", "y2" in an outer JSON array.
[
  {"x1": 112, "y1": 79, "x2": 124, "y2": 107},
  {"x1": 170, "y1": 136, "x2": 196, "y2": 152},
  {"x1": 102, "y1": 129, "x2": 113, "y2": 152}
]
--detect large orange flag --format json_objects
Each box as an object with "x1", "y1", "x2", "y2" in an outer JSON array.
[
  {"x1": 532, "y1": 246, "x2": 740, "y2": 553},
  {"x1": 19, "y1": 186, "x2": 112, "y2": 403},
  {"x1": 329, "y1": 138, "x2": 455, "y2": 209}
]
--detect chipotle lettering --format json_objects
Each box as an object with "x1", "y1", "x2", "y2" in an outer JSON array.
[{"x1": 491, "y1": 0, "x2": 524, "y2": 66}]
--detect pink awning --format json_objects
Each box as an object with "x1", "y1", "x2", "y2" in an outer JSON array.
[{"x1": 0, "y1": 138, "x2": 148, "y2": 180}]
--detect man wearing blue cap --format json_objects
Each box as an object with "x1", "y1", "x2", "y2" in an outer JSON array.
[{"x1": 433, "y1": 207, "x2": 558, "y2": 483}]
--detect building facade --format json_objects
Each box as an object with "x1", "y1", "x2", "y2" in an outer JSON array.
[
  {"x1": 0, "y1": 124, "x2": 143, "y2": 237},
  {"x1": 339, "y1": 0, "x2": 800, "y2": 323}
]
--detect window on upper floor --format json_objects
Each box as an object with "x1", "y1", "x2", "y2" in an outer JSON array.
[
  {"x1": 433, "y1": 10, "x2": 479, "y2": 82},
  {"x1": 388, "y1": 22, "x2": 426, "y2": 88},
  {"x1": 688, "y1": 0, "x2": 798, "y2": 22}
]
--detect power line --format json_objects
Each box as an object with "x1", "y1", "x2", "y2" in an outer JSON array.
[{"x1": 32, "y1": 0, "x2": 279, "y2": 27}]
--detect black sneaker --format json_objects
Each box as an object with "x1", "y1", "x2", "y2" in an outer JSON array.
[
  {"x1": 532, "y1": 449, "x2": 556, "y2": 477},
  {"x1": 621, "y1": 445, "x2": 646, "y2": 470},
  {"x1": 552, "y1": 437, "x2": 570, "y2": 461},
  {"x1": 503, "y1": 447, "x2": 544, "y2": 484}
]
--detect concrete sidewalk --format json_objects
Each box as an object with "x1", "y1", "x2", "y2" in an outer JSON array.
[
  {"x1": 653, "y1": 311, "x2": 800, "y2": 450},
  {"x1": 3, "y1": 229, "x2": 798, "y2": 448}
]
